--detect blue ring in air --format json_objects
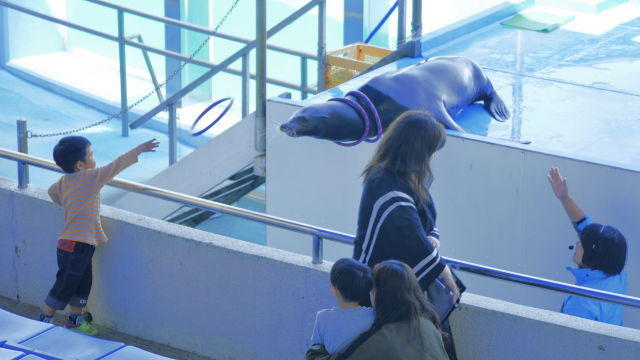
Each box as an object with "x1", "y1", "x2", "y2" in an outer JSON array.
[{"x1": 191, "y1": 97, "x2": 234, "y2": 136}]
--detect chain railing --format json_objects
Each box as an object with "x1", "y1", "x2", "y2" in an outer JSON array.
[{"x1": 19, "y1": 0, "x2": 240, "y2": 139}]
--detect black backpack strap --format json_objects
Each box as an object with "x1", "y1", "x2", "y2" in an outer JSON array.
[{"x1": 335, "y1": 326, "x2": 381, "y2": 360}]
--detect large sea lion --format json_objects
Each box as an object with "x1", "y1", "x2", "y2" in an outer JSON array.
[{"x1": 280, "y1": 56, "x2": 510, "y2": 141}]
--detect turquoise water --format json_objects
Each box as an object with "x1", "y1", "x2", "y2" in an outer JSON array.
[{"x1": 194, "y1": 185, "x2": 266, "y2": 245}]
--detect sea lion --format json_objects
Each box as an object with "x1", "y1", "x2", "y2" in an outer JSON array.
[{"x1": 280, "y1": 56, "x2": 510, "y2": 141}]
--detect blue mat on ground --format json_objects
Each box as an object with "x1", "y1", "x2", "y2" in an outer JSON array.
[
  {"x1": 2, "y1": 342, "x2": 62, "y2": 360},
  {"x1": 19, "y1": 356, "x2": 47, "y2": 360},
  {"x1": 19, "y1": 327, "x2": 124, "y2": 360},
  {"x1": 102, "y1": 346, "x2": 175, "y2": 360},
  {"x1": 0, "y1": 348, "x2": 25, "y2": 360},
  {"x1": 0, "y1": 309, "x2": 54, "y2": 343}
]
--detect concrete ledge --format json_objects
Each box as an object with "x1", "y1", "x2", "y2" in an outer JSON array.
[{"x1": 451, "y1": 293, "x2": 640, "y2": 360}]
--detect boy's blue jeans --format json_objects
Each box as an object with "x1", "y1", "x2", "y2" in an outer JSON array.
[{"x1": 44, "y1": 240, "x2": 95, "y2": 311}]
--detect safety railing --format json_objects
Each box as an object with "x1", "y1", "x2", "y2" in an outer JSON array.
[
  {"x1": 2, "y1": 146, "x2": 640, "y2": 309},
  {"x1": 0, "y1": 0, "x2": 325, "y2": 164}
]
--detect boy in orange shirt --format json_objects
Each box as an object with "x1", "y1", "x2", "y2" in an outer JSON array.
[{"x1": 38, "y1": 136, "x2": 159, "y2": 335}]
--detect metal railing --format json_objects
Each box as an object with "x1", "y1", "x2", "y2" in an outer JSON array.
[
  {"x1": 0, "y1": 0, "x2": 325, "y2": 164},
  {"x1": 2, "y1": 146, "x2": 640, "y2": 309}
]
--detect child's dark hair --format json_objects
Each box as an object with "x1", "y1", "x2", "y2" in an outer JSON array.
[
  {"x1": 330, "y1": 258, "x2": 372, "y2": 305},
  {"x1": 53, "y1": 136, "x2": 91, "y2": 173},
  {"x1": 580, "y1": 223, "x2": 627, "y2": 276}
]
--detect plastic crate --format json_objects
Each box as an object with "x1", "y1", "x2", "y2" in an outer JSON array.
[{"x1": 325, "y1": 43, "x2": 392, "y2": 89}]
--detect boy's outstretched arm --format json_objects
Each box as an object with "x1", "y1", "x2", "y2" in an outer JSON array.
[
  {"x1": 47, "y1": 179, "x2": 61, "y2": 205},
  {"x1": 92, "y1": 139, "x2": 160, "y2": 188},
  {"x1": 548, "y1": 167, "x2": 585, "y2": 223}
]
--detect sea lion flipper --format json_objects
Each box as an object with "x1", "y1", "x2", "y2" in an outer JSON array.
[
  {"x1": 433, "y1": 104, "x2": 465, "y2": 133},
  {"x1": 486, "y1": 92, "x2": 510, "y2": 122}
]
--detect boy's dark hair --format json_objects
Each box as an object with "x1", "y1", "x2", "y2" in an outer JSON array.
[
  {"x1": 330, "y1": 258, "x2": 372, "y2": 305},
  {"x1": 580, "y1": 223, "x2": 627, "y2": 276},
  {"x1": 53, "y1": 136, "x2": 91, "y2": 173}
]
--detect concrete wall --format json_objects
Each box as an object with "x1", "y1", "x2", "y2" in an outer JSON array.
[
  {"x1": 0, "y1": 176, "x2": 333, "y2": 360},
  {"x1": 265, "y1": 97, "x2": 640, "y2": 329},
  {"x1": 6, "y1": 0, "x2": 66, "y2": 59},
  {"x1": 2, "y1": 177, "x2": 640, "y2": 359},
  {"x1": 451, "y1": 293, "x2": 640, "y2": 360},
  {"x1": 65, "y1": 0, "x2": 166, "y2": 77}
]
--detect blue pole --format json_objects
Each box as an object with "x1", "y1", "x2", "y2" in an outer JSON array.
[
  {"x1": 117, "y1": 9, "x2": 129, "y2": 137},
  {"x1": 343, "y1": 0, "x2": 364, "y2": 45},
  {"x1": 164, "y1": 0, "x2": 182, "y2": 105},
  {"x1": 397, "y1": 0, "x2": 406, "y2": 48},
  {"x1": 0, "y1": 5, "x2": 8, "y2": 65},
  {"x1": 256, "y1": 0, "x2": 267, "y2": 153},
  {"x1": 301, "y1": 57, "x2": 308, "y2": 100},
  {"x1": 364, "y1": 1, "x2": 398, "y2": 44},
  {"x1": 168, "y1": 102, "x2": 177, "y2": 165},
  {"x1": 16, "y1": 118, "x2": 29, "y2": 189},
  {"x1": 317, "y1": 0, "x2": 326, "y2": 91},
  {"x1": 242, "y1": 54, "x2": 250, "y2": 118}
]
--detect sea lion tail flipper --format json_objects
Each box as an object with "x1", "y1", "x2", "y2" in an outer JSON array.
[{"x1": 487, "y1": 92, "x2": 510, "y2": 122}]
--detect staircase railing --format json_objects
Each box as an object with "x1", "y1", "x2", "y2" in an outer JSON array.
[
  {"x1": 0, "y1": 0, "x2": 325, "y2": 164},
  {"x1": 2, "y1": 146, "x2": 640, "y2": 309}
]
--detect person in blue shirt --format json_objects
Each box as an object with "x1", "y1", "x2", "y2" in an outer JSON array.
[
  {"x1": 310, "y1": 258, "x2": 375, "y2": 354},
  {"x1": 548, "y1": 167, "x2": 628, "y2": 326}
]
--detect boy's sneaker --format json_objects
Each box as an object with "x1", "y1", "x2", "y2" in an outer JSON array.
[
  {"x1": 38, "y1": 312, "x2": 53, "y2": 324},
  {"x1": 65, "y1": 314, "x2": 98, "y2": 336}
]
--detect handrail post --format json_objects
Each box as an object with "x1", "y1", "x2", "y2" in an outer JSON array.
[
  {"x1": 397, "y1": 0, "x2": 406, "y2": 48},
  {"x1": 117, "y1": 8, "x2": 129, "y2": 137},
  {"x1": 300, "y1": 56, "x2": 308, "y2": 100},
  {"x1": 312, "y1": 235, "x2": 323, "y2": 264},
  {"x1": 317, "y1": 0, "x2": 327, "y2": 92},
  {"x1": 241, "y1": 53, "x2": 250, "y2": 118},
  {"x1": 168, "y1": 102, "x2": 177, "y2": 165},
  {"x1": 411, "y1": 0, "x2": 422, "y2": 40},
  {"x1": 16, "y1": 118, "x2": 29, "y2": 189},
  {"x1": 255, "y1": 0, "x2": 267, "y2": 153}
]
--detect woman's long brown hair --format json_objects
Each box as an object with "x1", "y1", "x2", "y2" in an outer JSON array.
[
  {"x1": 371, "y1": 260, "x2": 440, "y2": 337},
  {"x1": 362, "y1": 111, "x2": 446, "y2": 203}
]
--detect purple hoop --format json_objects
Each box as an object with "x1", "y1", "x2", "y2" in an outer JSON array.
[
  {"x1": 329, "y1": 97, "x2": 371, "y2": 147},
  {"x1": 346, "y1": 90, "x2": 382, "y2": 143},
  {"x1": 191, "y1": 97, "x2": 234, "y2": 136}
]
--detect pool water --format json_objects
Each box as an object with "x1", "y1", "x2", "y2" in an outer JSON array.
[{"x1": 309, "y1": 2, "x2": 640, "y2": 172}]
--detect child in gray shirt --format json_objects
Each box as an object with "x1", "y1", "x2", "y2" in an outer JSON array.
[{"x1": 311, "y1": 258, "x2": 375, "y2": 354}]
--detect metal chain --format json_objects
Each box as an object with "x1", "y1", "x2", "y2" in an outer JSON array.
[{"x1": 29, "y1": 0, "x2": 241, "y2": 138}]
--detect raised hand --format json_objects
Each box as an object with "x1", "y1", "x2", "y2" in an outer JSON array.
[
  {"x1": 548, "y1": 167, "x2": 569, "y2": 201},
  {"x1": 136, "y1": 139, "x2": 160, "y2": 154}
]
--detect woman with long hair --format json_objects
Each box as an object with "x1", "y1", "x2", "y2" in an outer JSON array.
[
  {"x1": 353, "y1": 110, "x2": 459, "y2": 301},
  {"x1": 306, "y1": 260, "x2": 449, "y2": 359}
]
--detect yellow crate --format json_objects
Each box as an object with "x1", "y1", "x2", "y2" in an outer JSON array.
[{"x1": 325, "y1": 43, "x2": 392, "y2": 89}]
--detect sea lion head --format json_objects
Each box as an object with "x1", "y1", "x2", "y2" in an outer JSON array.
[{"x1": 280, "y1": 101, "x2": 351, "y2": 138}]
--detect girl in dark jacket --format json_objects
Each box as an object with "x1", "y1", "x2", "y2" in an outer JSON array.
[
  {"x1": 307, "y1": 260, "x2": 449, "y2": 360},
  {"x1": 353, "y1": 110, "x2": 459, "y2": 299}
]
